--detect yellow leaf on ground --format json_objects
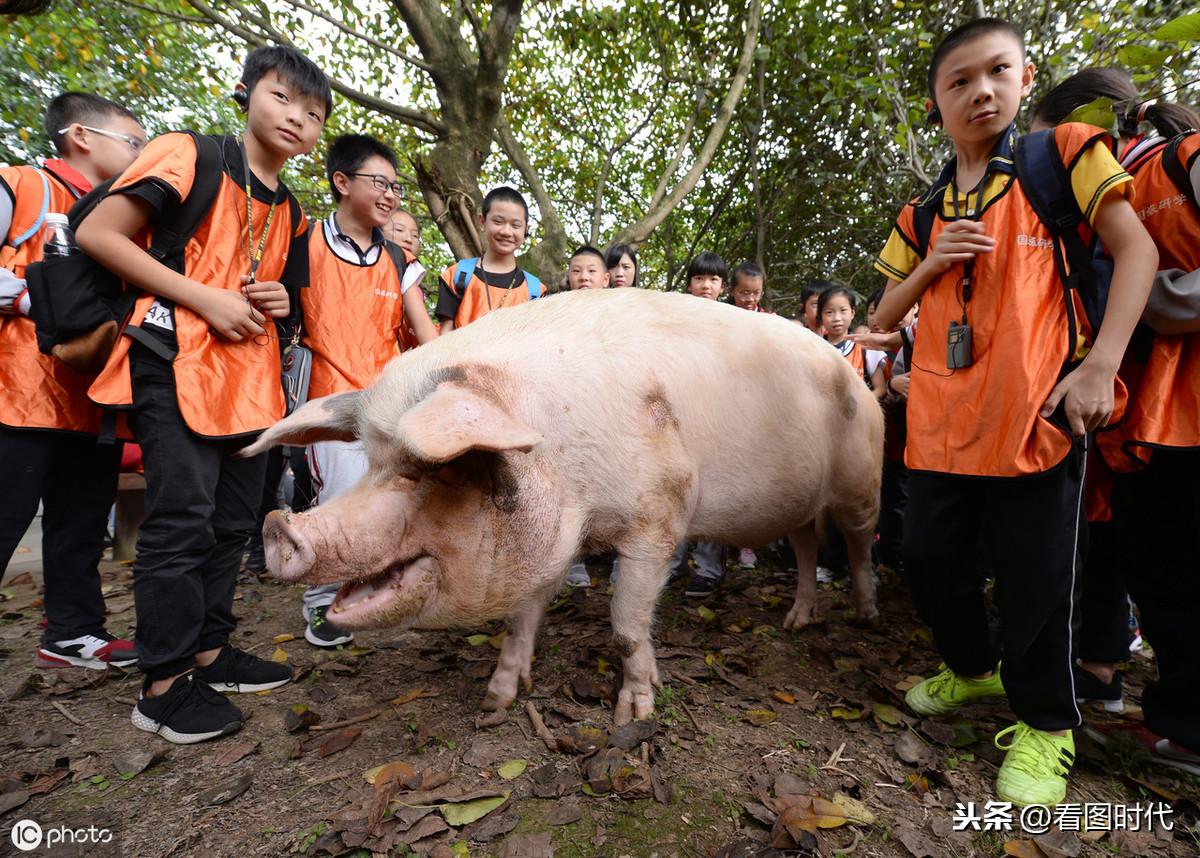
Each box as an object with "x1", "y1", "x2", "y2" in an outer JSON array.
[
  {"x1": 831, "y1": 792, "x2": 876, "y2": 825},
  {"x1": 464, "y1": 634, "x2": 490, "y2": 646},
  {"x1": 270, "y1": 647, "x2": 289, "y2": 663},
  {"x1": 496, "y1": 759, "x2": 527, "y2": 780},
  {"x1": 777, "y1": 795, "x2": 849, "y2": 836},
  {"x1": 872, "y1": 703, "x2": 903, "y2": 725},
  {"x1": 831, "y1": 707, "x2": 863, "y2": 721},
  {"x1": 697, "y1": 606, "x2": 717, "y2": 622},
  {"x1": 391, "y1": 688, "x2": 426, "y2": 706},
  {"x1": 439, "y1": 791, "x2": 510, "y2": 827},
  {"x1": 773, "y1": 691, "x2": 796, "y2": 705},
  {"x1": 488, "y1": 632, "x2": 506, "y2": 649},
  {"x1": 746, "y1": 709, "x2": 777, "y2": 726},
  {"x1": 273, "y1": 634, "x2": 295, "y2": 644},
  {"x1": 597, "y1": 657, "x2": 611, "y2": 675}
]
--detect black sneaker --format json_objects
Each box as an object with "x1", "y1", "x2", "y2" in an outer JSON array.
[
  {"x1": 195, "y1": 645, "x2": 293, "y2": 693},
  {"x1": 132, "y1": 673, "x2": 244, "y2": 744},
  {"x1": 244, "y1": 534, "x2": 266, "y2": 574},
  {"x1": 684, "y1": 574, "x2": 718, "y2": 598},
  {"x1": 305, "y1": 604, "x2": 354, "y2": 648}
]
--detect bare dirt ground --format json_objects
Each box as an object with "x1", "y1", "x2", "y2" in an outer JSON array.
[{"x1": 1, "y1": 550, "x2": 1197, "y2": 858}]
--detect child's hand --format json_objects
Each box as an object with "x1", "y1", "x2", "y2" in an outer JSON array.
[
  {"x1": 243, "y1": 278, "x2": 291, "y2": 319},
  {"x1": 925, "y1": 220, "x2": 995, "y2": 275},
  {"x1": 887, "y1": 372, "x2": 910, "y2": 399},
  {"x1": 197, "y1": 287, "x2": 267, "y2": 342},
  {"x1": 1040, "y1": 361, "x2": 1114, "y2": 437},
  {"x1": 848, "y1": 330, "x2": 900, "y2": 351}
]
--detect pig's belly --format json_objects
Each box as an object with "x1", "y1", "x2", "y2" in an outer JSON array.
[{"x1": 686, "y1": 467, "x2": 828, "y2": 544}]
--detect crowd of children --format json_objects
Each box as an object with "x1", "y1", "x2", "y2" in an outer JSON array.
[{"x1": 1, "y1": 18, "x2": 1197, "y2": 813}]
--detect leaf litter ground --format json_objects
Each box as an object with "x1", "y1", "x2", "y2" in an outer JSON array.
[{"x1": 0, "y1": 554, "x2": 1197, "y2": 857}]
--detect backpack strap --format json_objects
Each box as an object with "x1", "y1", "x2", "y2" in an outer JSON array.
[
  {"x1": 147, "y1": 132, "x2": 222, "y2": 266},
  {"x1": 1014, "y1": 129, "x2": 1092, "y2": 289},
  {"x1": 1161, "y1": 132, "x2": 1198, "y2": 208},
  {"x1": 908, "y1": 158, "x2": 957, "y2": 259},
  {"x1": 10, "y1": 168, "x2": 51, "y2": 249},
  {"x1": 384, "y1": 240, "x2": 414, "y2": 279},
  {"x1": 454, "y1": 257, "x2": 478, "y2": 295},
  {"x1": 524, "y1": 270, "x2": 542, "y2": 299}
]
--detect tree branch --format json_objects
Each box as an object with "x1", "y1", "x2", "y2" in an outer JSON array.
[
  {"x1": 495, "y1": 111, "x2": 563, "y2": 242},
  {"x1": 613, "y1": 0, "x2": 762, "y2": 248},
  {"x1": 184, "y1": 0, "x2": 445, "y2": 136},
  {"x1": 277, "y1": 0, "x2": 433, "y2": 73}
]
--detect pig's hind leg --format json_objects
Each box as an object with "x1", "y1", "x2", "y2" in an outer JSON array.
[
  {"x1": 610, "y1": 553, "x2": 669, "y2": 725},
  {"x1": 783, "y1": 520, "x2": 819, "y2": 630},
  {"x1": 482, "y1": 598, "x2": 547, "y2": 712},
  {"x1": 835, "y1": 504, "x2": 881, "y2": 627}
]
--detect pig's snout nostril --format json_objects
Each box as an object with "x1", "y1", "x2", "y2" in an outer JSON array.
[{"x1": 263, "y1": 509, "x2": 316, "y2": 581}]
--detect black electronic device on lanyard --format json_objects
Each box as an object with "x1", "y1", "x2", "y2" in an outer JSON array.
[{"x1": 946, "y1": 173, "x2": 986, "y2": 370}]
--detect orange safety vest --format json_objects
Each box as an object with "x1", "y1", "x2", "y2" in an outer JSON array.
[
  {"x1": 897, "y1": 124, "x2": 1119, "y2": 478},
  {"x1": 303, "y1": 229, "x2": 416, "y2": 399},
  {"x1": 1098, "y1": 131, "x2": 1200, "y2": 470},
  {"x1": 89, "y1": 133, "x2": 304, "y2": 439},
  {"x1": 440, "y1": 258, "x2": 542, "y2": 329},
  {"x1": 0, "y1": 162, "x2": 104, "y2": 434}
]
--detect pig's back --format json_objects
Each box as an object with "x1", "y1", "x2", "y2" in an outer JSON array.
[{"x1": 392, "y1": 289, "x2": 877, "y2": 542}]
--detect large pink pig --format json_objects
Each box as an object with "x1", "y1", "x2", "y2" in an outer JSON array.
[{"x1": 247, "y1": 288, "x2": 883, "y2": 724}]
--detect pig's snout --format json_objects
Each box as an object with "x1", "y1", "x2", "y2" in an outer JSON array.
[{"x1": 263, "y1": 509, "x2": 317, "y2": 582}]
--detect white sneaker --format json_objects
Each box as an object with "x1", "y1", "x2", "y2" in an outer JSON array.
[
  {"x1": 816, "y1": 566, "x2": 834, "y2": 585},
  {"x1": 565, "y1": 564, "x2": 591, "y2": 588}
]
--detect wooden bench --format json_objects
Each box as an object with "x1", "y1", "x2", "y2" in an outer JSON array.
[{"x1": 114, "y1": 472, "x2": 146, "y2": 562}]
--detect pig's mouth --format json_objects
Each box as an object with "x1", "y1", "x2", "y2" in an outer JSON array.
[{"x1": 328, "y1": 555, "x2": 432, "y2": 627}]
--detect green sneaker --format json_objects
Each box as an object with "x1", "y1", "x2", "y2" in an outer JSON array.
[
  {"x1": 904, "y1": 663, "x2": 1005, "y2": 716},
  {"x1": 995, "y1": 722, "x2": 1074, "y2": 806}
]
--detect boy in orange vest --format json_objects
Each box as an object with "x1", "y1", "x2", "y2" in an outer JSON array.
[
  {"x1": 298, "y1": 134, "x2": 437, "y2": 646},
  {"x1": 874, "y1": 18, "x2": 1156, "y2": 805},
  {"x1": 435, "y1": 186, "x2": 542, "y2": 333},
  {"x1": 0, "y1": 92, "x2": 146, "y2": 671},
  {"x1": 78, "y1": 46, "x2": 332, "y2": 744}
]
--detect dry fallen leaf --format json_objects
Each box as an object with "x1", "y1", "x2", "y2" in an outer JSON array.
[
  {"x1": 211, "y1": 741, "x2": 259, "y2": 766},
  {"x1": 872, "y1": 702, "x2": 904, "y2": 725},
  {"x1": 363, "y1": 760, "x2": 415, "y2": 787},
  {"x1": 1002, "y1": 840, "x2": 1044, "y2": 858},
  {"x1": 697, "y1": 605, "x2": 717, "y2": 622},
  {"x1": 438, "y1": 790, "x2": 511, "y2": 827},
  {"x1": 197, "y1": 773, "x2": 253, "y2": 807},
  {"x1": 496, "y1": 759, "x2": 528, "y2": 780},
  {"x1": 318, "y1": 727, "x2": 362, "y2": 758},
  {"x1": 746, "y1": 709, "x2": 777, "y2": 726},
  {"x1": 272, "y1": 634, "x2": 295, "y2": 644},
  {"x1": 112, "y1": 748, "x2": 168, "y2": 778},
  {"x1": 773, "y1": 690, "x2": 797, "y2": 705},
  {"x1": 895, "y1": 675, "x2": 925, "y2": 691},
  {"x1": 269, "y1": 647, "x2": 289, "y2": 663},
  {"x1": 465, "y1": 634, "x2": 490, "y2": 646},
  {"x1": 831, "y1": 707, "x2": 864, "y2": 721}
]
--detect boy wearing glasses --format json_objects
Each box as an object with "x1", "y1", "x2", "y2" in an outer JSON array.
[
  {"x1": 78, "y1": 46, "x2": 331, "y2": 744},
  {"x1": 296, "y1": 134, "x2": 437, "y2": 647},
  {"x1": 0, "y1": 92, "x2": 145, "y2": 672}
]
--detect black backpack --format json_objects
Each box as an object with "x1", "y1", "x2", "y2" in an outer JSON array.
[{"x1": 911, "y1": 128, "x2": 1113, "y2": 338}]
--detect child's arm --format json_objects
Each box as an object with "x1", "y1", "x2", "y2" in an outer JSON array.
[
  {"x1": 77, "y1": 194, "x2": 274, "y2": 342},
  {"x1": 869, "y1": 361, "x2": 889, "y2": 400},
  {"x1": 1040, "y1": 198, "x2": 1158, "y2": 436},
  {"x1": 875, "y1": 221, "x2": 995, "y2": 330},
  {"x1": 848, "y1": 330, "x2": 902, "y2": 351},
  {"x1": 439, "y1": 318, "x2": 456, "y2": 335},
  {"x1": 402, "y1": 284, "x2": 439, "y2": 345}
]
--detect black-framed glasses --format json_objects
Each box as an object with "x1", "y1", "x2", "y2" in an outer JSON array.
[{"x1": 347, "y1": 173, "x2": 402, "y2": 196}]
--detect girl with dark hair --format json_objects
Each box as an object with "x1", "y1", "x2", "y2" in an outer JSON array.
[
  {"x1": 605, "y1": 243, "x2": 638, "y2": 288},
  {"x1": 1033, "y1": 68, "x2": 1200, "y2": 774}
]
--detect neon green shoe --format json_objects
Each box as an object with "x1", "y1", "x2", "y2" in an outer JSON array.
[
  {"x1": 995, "y1": 721, "x2": 1074, "y2": 806},
  {"x1": 904, "y1": 663, "x2": 1005, "y2": 716}
]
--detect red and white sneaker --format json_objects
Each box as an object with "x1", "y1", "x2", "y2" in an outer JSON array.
[
  {"x1": 1085, "y1": 722, "x2": 1200, "y2": 777},
  {"x1": 36, "y1": 632, "x2": 138, "y2": 670}
]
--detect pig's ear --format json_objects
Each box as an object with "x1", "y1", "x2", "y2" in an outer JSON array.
[
  {"x1": 398, "y1": 385, "x2": 542, "y2": 463},
  {"x1": 239, "y1": 392, "x2": 362, "y2": 457}
]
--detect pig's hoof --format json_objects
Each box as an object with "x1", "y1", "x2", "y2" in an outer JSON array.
[
  {"x1": 783, "y1": 606, "x2": 815, "y2": 631},
  {"x1": 481, "y1": 690, "x2": 515, "y2": 712},
  {"x1": 476, "y1": 709, "x2": 509, "y2": 728},
  {"x1": 855, "y1": 606, "x2": 882, "y2": 629},
  {"x1": 613, "y1": 687, "x2": 656, "y2": 726}
]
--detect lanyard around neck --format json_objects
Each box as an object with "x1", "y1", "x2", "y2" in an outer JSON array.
[
  {"x1": 240, "y1": 139, "x2": 279, "y2": 281},
  {"x1": 950, "y1": 169, "x2": 990, "y2": 312}
]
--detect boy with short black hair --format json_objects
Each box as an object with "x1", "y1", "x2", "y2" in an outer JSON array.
[
  {"x1": 0, "y1": 91, "x2": 146, "y2": 671},
  {"x1": 874, "y1": 18, "x2": 1156, "y2": 804},
  {"x1": 298, "y1": 133, "x2": 437, "y2": 646},
  {"x1": 566, "y1": 245, "x2": 610, "y2": 290},
  {"x1": 436, "y1": 186, "x2": 542, "y2": 333},
  {"x1": 78, "y1": 45, "x2": 333, "y2": 744}
]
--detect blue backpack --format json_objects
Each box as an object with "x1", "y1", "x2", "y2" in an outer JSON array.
[{"x1": 453, "y1": 257, "x2": 542, "y2": 300}]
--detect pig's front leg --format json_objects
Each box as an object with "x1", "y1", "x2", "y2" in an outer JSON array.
[
  {"x1": 482, "y1": 599, "x2": 547, "y2": 712},
  {"x1": 783, "y1": 521, "x2": 819, "y2": 630},
  {"x1": 610, "y1": 555, "x2": 667, "y2": 725}
]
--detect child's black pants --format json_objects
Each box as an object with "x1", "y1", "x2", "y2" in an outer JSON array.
[{"x1": 902, "y1": 445, "x2": 1086, "y2": 732}]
